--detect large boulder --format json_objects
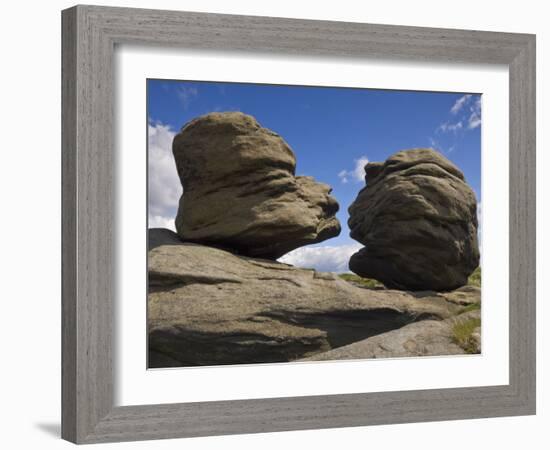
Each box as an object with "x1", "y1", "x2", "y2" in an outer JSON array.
[
  {"x1": 172, "y1": 112, "x2": 341, "y2": 259},
  {"x1": 148, "y1": 229, "x2": 479, "y2": 368},
  {"x1": 348, "y1": 149, "x2": 479, "y2": 291}
]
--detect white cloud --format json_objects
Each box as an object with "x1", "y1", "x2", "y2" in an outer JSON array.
[
  {"x1": 176, "y1": 86, "x2": 198, "y2": 109},
  {"x1": 338, "y1": 155, "x2": 369, "y2": 184},
  {"x1": 148, "y1": 122, "x2": 182, "y2": 227},
  {"x1": 468, "y1": 114, "x2": 481, "y2": 129},
  {"x1": 468, "y1": 98, "x2": 482, "y2": 129},
  {"x1": 431, "y1": 94, "x2": 481, "y2": 153},
  {"x1": 353, "y1": 156, "x2": 370, "y2": 181},
  {"x1": 337, "y1": 170, "x2": 348, "y2": 184},
  {"x1": 450, "y1": 94, "x2": 472, "y2": 114},
  {"x1": 149, "y1": 215, "x2": 176, "y2": 231},
  {"x1": 278, "y1": 243, "x2": 362, "y2": 273},
  {"x1": 438, "y1": 121, "x2": 463, "y2": 133}
]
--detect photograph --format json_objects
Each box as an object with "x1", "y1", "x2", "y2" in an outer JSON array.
[
  {"x1": 2, "y1": 1, "x2": 541, "y2": 447},
  {"x1": 146, "y1": 80, "x2": 482, "y2": 368}
]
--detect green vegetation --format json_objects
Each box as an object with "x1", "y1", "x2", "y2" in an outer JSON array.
[
  {"x1": 451, "y1": 317, "x2": 481, "y2": 354},
  {"x1": 338, "y1": 273, "x2": 383, "y2": 288},
  {"x1": 468, "y1": 267, "x2": 481, "y2": 287},
  {"x1": 458, "y1": 302, "x2": 481, "y2": 314}
]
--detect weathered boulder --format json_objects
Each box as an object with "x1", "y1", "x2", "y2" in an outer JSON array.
[
  {"x1": 172, "y1": 112, "x2": 341, "y2": 259},
  {"x1": 348, "y1": 149, "x2": 480, "y2": 291},
  {"x1": 148, "y1": 229, "x2": 479, "y2": 368}
]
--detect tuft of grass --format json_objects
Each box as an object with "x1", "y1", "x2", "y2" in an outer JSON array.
[
  {"x1": 468, "y1": 267, "x2": 481, "y2": 287},
  {"x1": 451, "y1": 317, "x2": 481, "y2": 353},
  {"x1": 458, "y1": 302, "x2": 481, "y2": 314},
  {"x1": 338, "y1": 273, "x2": 383, "y2": 288}
]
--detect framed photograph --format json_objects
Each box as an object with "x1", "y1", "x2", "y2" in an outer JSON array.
[{"x1": 62, "y1": 5, "x2": 536, "y2": 444}]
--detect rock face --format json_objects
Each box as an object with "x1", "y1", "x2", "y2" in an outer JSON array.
[
  {"x1": 172, "y1": 112, "x2": 341, "y2": 259},
  {"x1": 348, "y1": 149, "x2": 480, "y2": 291},
  {"x1": 148, "y1": 229, "x2": 480, "y2": 368}
]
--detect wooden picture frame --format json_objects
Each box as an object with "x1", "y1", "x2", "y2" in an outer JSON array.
[{"x1": 61, "y1": 5, "x2": 536, "y2": 444}]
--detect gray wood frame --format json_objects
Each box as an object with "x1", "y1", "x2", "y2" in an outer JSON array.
[{"x1": 62, "y1": 4, "x2": 536, "y2": 444}]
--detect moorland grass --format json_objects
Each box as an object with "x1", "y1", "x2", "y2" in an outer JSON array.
[
  {"x1": 468, "y1": 267, "x2": 481, "y2": 287},
  {"x1": 451, "y1": 317, "x2": 481, "y2": 353},
  {"x1": 338, "y1": 273, "x2": 383, "y2": 288}
]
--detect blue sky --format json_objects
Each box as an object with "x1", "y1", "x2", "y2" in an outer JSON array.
[{"x1": 147, "y1": 79, "x2": 481, "y2": 272}]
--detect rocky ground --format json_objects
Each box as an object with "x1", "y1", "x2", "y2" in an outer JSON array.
[{"x1": 148, "y1": 229, "x2": 481, "y2": 368}]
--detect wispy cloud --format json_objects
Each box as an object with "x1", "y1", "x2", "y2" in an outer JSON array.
[
  {"x1": 438, "y1": 121, "x2": 463, "y2": 133},
  {"x1": 338, "y1": 155, "x2": 369, "y2": 184},
  {"x1": 429, "y1": 94, "x2": 481, "y2": 154},
  {"x1": 338, "y1": 170, "x2": 349, "y2": 184},
  {"x1": 278, "y1": 243, "x2": 362, "y2": 273},
  {"x1": 450, "y1": 94, "x2": 472, "y2": 114},
  {"x1": 176, "y1": 86, "x2": 198, "y2": 109},
  {"x1": 428, "y1": 137, "x2": 453, "y2": 154},
  {"x1": 468, "y1": 98, "x2": 482, "y2": 129},
  {"x1": 148, "y1": 121, "x2": 182, "y2": 228}
]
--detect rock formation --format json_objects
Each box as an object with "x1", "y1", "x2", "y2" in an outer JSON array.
[
  {"x1": 148, "y1": 229, "x2": 480, "y2": 368},
  {"x1": 172, "y1": 112, "x2": 341, "y2": 259},
  {"x1": 348, "y1": 149, "x2": 479, "y2": 291}
]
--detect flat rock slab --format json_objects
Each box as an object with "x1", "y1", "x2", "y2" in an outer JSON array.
[
  {"x1": 303, "y1": 310, "x2": 481, "y2": 361},
  {"x1": 148, "y1": 229, "x2": 480, "y2": 368}
]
